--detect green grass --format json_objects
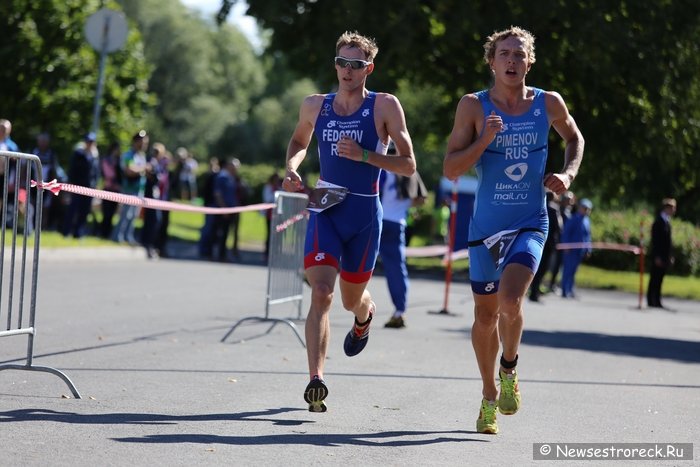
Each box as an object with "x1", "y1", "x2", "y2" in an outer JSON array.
[
  {"x1": 3, "y1": 208, "x2": 268, "y2": 248},
  {"x1": 6, "y1": 209, "x2": 700, "y2": 301},
  {"x1": 167, "y1": 209, "x2": 268, "y2": 246},
  {"x1": 404, "y1": 257, "x2": 700, "y2": 301}
]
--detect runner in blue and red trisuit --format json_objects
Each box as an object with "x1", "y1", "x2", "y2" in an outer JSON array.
[{"x1": 283, "y1": 31, "x2": 416, "y2": 413}]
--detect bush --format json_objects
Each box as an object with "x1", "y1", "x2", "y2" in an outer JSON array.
[
  {"x1": 231, "y1": 166, "x2": 700, "y2": 278},
  {"x1": 589, "y1": 208, "x2": 700, "y2": 277}
]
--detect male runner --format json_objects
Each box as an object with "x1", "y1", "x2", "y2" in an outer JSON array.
[
  {"x1": 283, "y1": 31, "x2": 416, "y2": 412},
  {"x1": 443, "y1": 26, "x2": 584, "y2": 433}
]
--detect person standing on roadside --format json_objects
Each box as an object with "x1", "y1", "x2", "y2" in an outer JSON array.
[
  {"x1": 111, "y1": 130, "x2": 148, "y2": 245},
  {"x1": 62, "y1": 132, "x2": 99, "y2": 238},
  {"x1": 529, "y1": 191, "x2": 562, "y2": 302},
  {"x1": 560, "y1": 198, "x2": 593, "y2": 299},
  {"x1": 379, "y1": 141, "x2": 427, "y2": 329},
  {"x1": 647, "y1": 198, "x2": 676, "y2": 309},
  {"x1": 100, "y1": 142, "x2": 122, "y2": 238}
]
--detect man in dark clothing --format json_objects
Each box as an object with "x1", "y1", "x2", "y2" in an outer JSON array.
[
  {"x1": 647, "y1": 198, "x2": 676, "y2": 309},
  {"x1": 62, "y1": 132, "x2": 99, "y2": 238},
  {"x1": 529, "y1": 192, "x2": 563, "y2": 302},
  {"x1": 548, "y1": 190, "x2": 575, "y2": 292},
  {"x1": 198, "y1": 158, "x2": 221, "y2": 259},
  {"x1": 212, "y1": 158, "x2": 240, "y2": 262}
]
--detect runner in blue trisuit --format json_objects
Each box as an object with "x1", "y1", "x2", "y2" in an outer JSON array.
[{"x1": 444, "y1": 26, "x2": 585, "y2": 434}]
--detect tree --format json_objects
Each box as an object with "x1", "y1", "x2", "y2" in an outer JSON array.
[
  {"x1": 243, "y1": 0, "x2": 700, "y2": 221},
  {"x1": 118, "y1": 0, "x2": 266, "y2": 159},
  {"x1": 0, "y1": 0, "x2": 152, "y2": 162}
]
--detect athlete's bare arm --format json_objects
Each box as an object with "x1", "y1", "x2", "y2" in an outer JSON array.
[
  {"x1": 283, "y1": 95, "x2": 324, "y2": 192},
  {"x1": 336, "y1": 93, "x2": 416, "y2": 177},
  {"x1": 443, "y1": 94, "x2": 501, "y2": 180},
  {"x1": 543, "y1": 91, "x2": 585, "y2": 195}
]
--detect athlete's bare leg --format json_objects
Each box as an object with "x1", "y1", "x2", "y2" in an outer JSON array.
[
  {"x1": 497, "y1": 263, "x2": 533, "y2": 373},
  {"x1": 305, "y1": 265, "x2": 338, "y2": 379},
  {"x1": 338, "y1": 278, "x2": 373, "y2": 323},
  {"x1": 471, "y1": 293, "x2": 500, "y2": 401}
]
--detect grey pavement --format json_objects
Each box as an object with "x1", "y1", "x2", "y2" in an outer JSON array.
[{"x1": 1, "y1": 246, "x2": 699, "y2": 466}]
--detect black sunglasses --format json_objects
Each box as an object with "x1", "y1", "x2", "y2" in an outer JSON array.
[{"x1": 334, "y1": 56, "x2": 370, "y2": 70}]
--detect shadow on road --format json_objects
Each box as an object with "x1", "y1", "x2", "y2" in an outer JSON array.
[{"x1": 522, "y1": 329, "x2": 700, "y2": 363}]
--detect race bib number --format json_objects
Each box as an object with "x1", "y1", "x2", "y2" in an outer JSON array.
[
  {"x1": 483, "y1": 229, "x2": 519, "y2": 270},
  {"x1": 307, "y1": 180, "x2": 348, "y2": 213}
]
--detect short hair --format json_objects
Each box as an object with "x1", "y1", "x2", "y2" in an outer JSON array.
[
  {"x1": 132, "y1": 129, "x2": 148, "y2": 141},
  {"x1": 483, "y1": 26, "x2": 536, "y2": 66},
  {"x1": 662, "y1": 198, "x2": 677, "y2": 208},
  {"x1": 336, "y1": 31, "x2": 379, "y2": 62}
]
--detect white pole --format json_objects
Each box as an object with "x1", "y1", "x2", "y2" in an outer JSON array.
[{"x1": 90, "y1": 15, "x2": 111, "y2": 138}]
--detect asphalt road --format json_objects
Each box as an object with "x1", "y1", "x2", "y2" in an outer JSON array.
[{"x1": 1, "y1": 247, "x2": 698, "y2": 466}]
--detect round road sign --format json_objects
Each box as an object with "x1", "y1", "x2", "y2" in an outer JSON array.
[{"x1": 85, "y1": 8, "x2": 128, "y2": 53}]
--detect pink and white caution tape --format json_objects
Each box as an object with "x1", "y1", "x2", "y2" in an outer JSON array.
[
  {"x1": 404, "y1": 245, "x2": 470, "y2": 264},
  {"x1": 405, "y1": 245, "x2": 449, "y2": 257},
  {"x1": 275, "y1": 212, "x2": 309, "y2": 233},
  {"x1": 32, "y1": 179, "x2": 274, "y2": 215},
  {"x1": 557, "y1": 242, "x2": 641, "y2": 255}
]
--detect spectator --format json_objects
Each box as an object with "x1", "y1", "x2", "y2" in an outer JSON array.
[
  {"x1": 0, "y1": 119, "x2": 19, "y2": 200},
  {"x1": 1, "y1": 121, "x2": 35, "y2": 234},
  {"x1": 176, "y1": 147, "x2": 198, "y2": 201},
  {"x1": 379, "y1": 141, "x2": 428, "y2": 329},
  {"x1": 230, "y1": 158, "x2": 249, "y2": 261},
  {"x1": 560, "y1": 198, "x2": 593, "y2": 298},
  {"x1": 111, "y1": 130, "x2": 148, "y2": 244},
  {"x1": 212, "y1": 158, "x2": 240, "y2": 262},
  {"x1": 0, "y1": 119, "x2": 19, "y2": 152},
  {"x1": 0, "y1": 124, "x2": 7, "y2": 191},
  {"x1": 198, "y1": 157, "x2": 221, "y2": 259},
  {"x1": 141, "y1": 142, "x2": 167, "y2": 259},
  {"x1": 262, "y1": 172, "x2": 281, "y2": 262},
  {"x1": 548, "y1": 190, "x2": 576, "y2": 292},
  {"x1": 647, "y1": 198, "x2": 677, "y2": 309},
  {"x1": 154, "y1": 149, "x2": 173, "y2": 257},
  {"x1": 62, "y1": 132, "x2": 100, "y2": 238},
  {"x1": 100, "y1": 142, "x2": 122, "y2": 238},
  {"x1": 529, "y1": 192, "x2": 563, "y2": 302},
  {"x1": 31, "y1": 132, "x2": 60, "y2": 229}
]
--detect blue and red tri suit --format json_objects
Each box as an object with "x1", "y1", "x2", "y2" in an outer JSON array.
[{"x1": 305, "y1": 91, "x2": 389, "y2": 283}]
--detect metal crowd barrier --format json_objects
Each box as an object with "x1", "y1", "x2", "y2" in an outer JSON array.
[
  {"x1": 222, "y1": 191, "x2": 309, "y2": 347},
  {"x1": 0, "y1": 150, "x2": 81, "y2": 398}
]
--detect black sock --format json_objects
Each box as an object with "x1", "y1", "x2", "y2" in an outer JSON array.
[{"x1": 500, "y1": 354, "x2": 518, "y2": 369}]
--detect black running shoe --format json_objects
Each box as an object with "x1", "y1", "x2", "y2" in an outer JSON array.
[
  {"x1": 384, "y1": 315, "x2": 405, "y2": 328},
  {"x1": 343, "y1": 302, "x2": 375, "y2": 357},
  {"x1": 304, "y1": 377, "x2": 328, "y2": 413}
]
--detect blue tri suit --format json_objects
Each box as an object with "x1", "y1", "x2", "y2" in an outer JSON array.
[
  {"x1": 304, "y1": 91, "x2": 389, "y2": 283},
  {"x1": 559, "y1": 211, "x2": 591, "y2": 298},
  {"x1": 467, "y1": 88, "x2": 551, "y2": 294}
]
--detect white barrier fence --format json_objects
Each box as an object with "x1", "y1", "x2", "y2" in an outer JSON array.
[
  {"x1": 221, "y1": 191, "x2": 309, "y2": 347},
  {"x1": 0, "y1": 150, "x2": 81, "y2": 398}
]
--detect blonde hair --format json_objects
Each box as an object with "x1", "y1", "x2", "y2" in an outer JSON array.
[
  {"x1": 483, "y1": 26, "x2": 536, "y2": 65},
  {"x1": 152, "y1": 142, "x2": 166, "y2": 155},
  {"x1": 336, "y1": 31, "x2": 379, "y2": 62}
]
